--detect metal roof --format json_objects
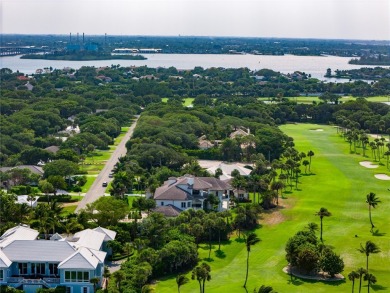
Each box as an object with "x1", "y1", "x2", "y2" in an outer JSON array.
[
  {"x1": 2, "y1": 240, "x2": 76, "y2": 262},
  {"x1": 58, "y1": 247, "x2": 101, "y2": 269},
  {"x1": 0, "y1": 225, "x2": 39, "y2": 248}
]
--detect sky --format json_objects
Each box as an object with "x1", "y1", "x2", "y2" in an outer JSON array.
[{"x1": 1, "y1": 0, "x2": 389, "y2": 40}]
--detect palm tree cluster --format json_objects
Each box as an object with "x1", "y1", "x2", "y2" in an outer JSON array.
[
  {"x1": 348, "y1": 241, "x2": 380, "y2": 293},
  {"x1": 231, "y1": 145, "x2": 314, "y2": 211},
  {"x1": 336, "y1": 117, "x2": 390, "y2": 166},
  {"x1": 192, "y1": 263, "x2": 211, "y2": 293}
]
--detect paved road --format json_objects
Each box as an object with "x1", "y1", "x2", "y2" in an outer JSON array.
[{"x1": 75, "y1": 115, "x2": 140, "y2": 212}]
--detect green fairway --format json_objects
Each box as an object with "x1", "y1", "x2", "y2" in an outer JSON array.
[
  {"x1": 258, "y1": 96, "x2": 390, "y2": 104},
  {"x1": 155, "y1": 123, "x2": 390, "y2": 293},
  {"x1": 161, "y1": 97, "x2": 195, "y2": 106}
]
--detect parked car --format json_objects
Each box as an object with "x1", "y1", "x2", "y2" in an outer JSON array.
[{"x1": 102, "y1": 182, "x2": 108, "y2": 187}]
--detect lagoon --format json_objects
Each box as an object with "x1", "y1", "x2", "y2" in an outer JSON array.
[{"x1": 0, "y1": 53, "x2": 378, "y2": 81}]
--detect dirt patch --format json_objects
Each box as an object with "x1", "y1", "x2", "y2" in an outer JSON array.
[
  {"x1": 263, "y1": 210, "x2": 285, "y2": 225},
  {"x1": 375, "y1": 174, "x2": 390, "y2": 180},
  {"x1": 309, "y1": 128, "x2": 324, "y2": 132},
  {"x1": 359, "y1": 161, "x2": 379, "y2": 169},
  {"x1": 262, "y1": 199, "x2": 291, "y2": 225},
  {"x1": 283, "y1": 265, "x2": 344, "y2": 281}
]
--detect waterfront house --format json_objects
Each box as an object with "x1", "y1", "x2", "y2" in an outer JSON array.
[
  {"x1": 153, "y1": 175, "x2": 231, "y2": 212},
  {"x1": 0, "y1": 225, "x2": 116, "y2": 293}
]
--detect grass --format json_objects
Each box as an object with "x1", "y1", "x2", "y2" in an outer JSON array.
[
  {"x1": 77, "y1": 125, "x2": 130, "y2": 193},
  {"x1": 127, "y1": 195, "x2": 141, "y2": 208},
  {"x1": 161, "y1": 97, "x2": 195, "y2": 106},
  {"x1": 155, "y1": 123, "x2": 390, "y2": 293},
  {"x1": 258, "y1": 95, "x2": 390, "y2": 104}
]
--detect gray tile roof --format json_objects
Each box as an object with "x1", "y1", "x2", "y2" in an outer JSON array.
[
  {"x1": 153, "y1": 205, "x2": 183, "y2": 217},
  {"x1": 2, "y1": 240, "x2": 76, "y2": 262}
]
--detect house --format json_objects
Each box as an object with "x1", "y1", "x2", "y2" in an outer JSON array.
[
  {"x1": 153, "y1": 175, "x2": 232, "y2": 212},
  {"x1": 229, "y1": 127, "x2": 250, "y2": 139},
  {"x1": 0, "y1": 225, "x2": 116, "y2": 293},
  {"x1": 153, "y1": 205, "x2": 182, "y2": 217},
  {"x1": 206, "y1": 162, "x2": 252, "y2": 181},
  {"x1": 16, "y1": 195, "x2": 39, "y2": 208}
]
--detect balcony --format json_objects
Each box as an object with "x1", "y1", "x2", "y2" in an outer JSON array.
[{"x1": 8, "y1": 276, "x2": 60, "y2": 285}]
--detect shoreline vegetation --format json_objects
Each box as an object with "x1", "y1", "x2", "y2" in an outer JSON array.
[
  {"x1": 349, "y1": 57, "x2": 390, "y2": 66},
  {"x1": 21, "y1": 53, "x2": 147, "y2": 61}
]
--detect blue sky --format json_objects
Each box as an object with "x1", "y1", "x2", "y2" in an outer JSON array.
[{"x1": 1, "y1": 0, "x2": 389, "y2": 40}]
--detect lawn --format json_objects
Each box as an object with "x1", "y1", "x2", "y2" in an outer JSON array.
[
  {"x1": 258, "y1": 96, "x2": 390, "y2": 104},
  {"x1": 155, "y1": 123, "x2": 390, "y2": 293},
  {"x1": 161, "y1": 97, "x2": 195, "y2": 106}
]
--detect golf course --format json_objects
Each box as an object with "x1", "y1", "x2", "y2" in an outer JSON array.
[{"x1": 155, "y1": 123, "x2": 390, "y2": 293}]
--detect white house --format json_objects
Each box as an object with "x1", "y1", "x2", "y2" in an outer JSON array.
[
  {"x1": 0, "y1": 225, "x2": 116, "y2": 293},
  {"x1": 153, "y1": 175, "x2": 231, "y2": 212}
]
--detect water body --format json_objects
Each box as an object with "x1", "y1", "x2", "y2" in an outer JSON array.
[{"x1": 0, "y1": 53, "x2": 378, "y2": 81}]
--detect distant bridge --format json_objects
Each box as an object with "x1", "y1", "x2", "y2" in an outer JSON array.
[{"x1": 0, "y1": 47, "x2": 47, "y2": 57}]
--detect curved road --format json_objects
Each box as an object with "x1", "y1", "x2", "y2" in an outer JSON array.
[{"x1": 75, "y1": 115, "x2": 140, "y2": 212}]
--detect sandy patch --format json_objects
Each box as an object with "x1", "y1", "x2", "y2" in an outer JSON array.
[
  {"x1": 359, "y1": 161, "x2": 379, "y2": 169},
  {"x1": 370, "y1": 134, "x2": 388, "y2": 141},
  {"x1": 263, "y1": 210, "x2": 285, "y2": 225},
  {"x1": 310, "y1": 128, "x2": 324, "y2": 131},
  {"x1": 375, "y1": 174, "x2": 390, "y2": 180}
]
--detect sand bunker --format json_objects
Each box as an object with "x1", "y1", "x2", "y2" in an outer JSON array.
[
  {"x1": 359, "y1": 161, "x2": 379, "y2": 169},
  {"x1": 310, "y1": 128, "x2": 324, "y2": 132},
  {"x1": 375, "y1": 174, "x2": 390, "y2": 180}
]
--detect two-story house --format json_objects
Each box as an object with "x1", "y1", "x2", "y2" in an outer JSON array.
[
  {"x1": 153, "y1": 175, "x2": 231, "y2": 212},
  {"x1": 0, "y1": 225, "x2": 116, "y2": 293}
]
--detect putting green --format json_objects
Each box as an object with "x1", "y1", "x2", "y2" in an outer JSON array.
[{"x1": 155, "y1": 123, "x2": 390, "y2": 293}]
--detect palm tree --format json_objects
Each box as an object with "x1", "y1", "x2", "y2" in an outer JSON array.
[
  {"x1": 215, "y1": 217, "x2": 226, "y2": 251},
  {"x1": 315, "y1": 207, "x2": 331, "y2": 242},
  {"x1": 358, "y1": 241, "x2": 380, "y2": 272},
  {"x1": 364, "y1": 273, "x2": 377, "y2": 293},
  {"x1": 124, "y1": 242, "x2": 133, "y2": 261},
  {"x1": 306, "y1": 222, "x2": 319, "y2": 234},
  {"x1": 103, "y1": 266, "x2": 111, "y2": 293},
  {"x1": 243, "y1": 232, "x2": 261, "y2": 288},
  {"x1": 176, "y1": 274, "x2": 189, "y2": 293},
  {"x1": 90, "y1": 277, "x2": 100, "y2": 293},
  {"x1": 112, "y1": 270, "x2": 125, "y2": 292},
  {"x1": 348, "y1": 271, "x2": 359, "y2": 293},
  {"x1": 366, "y1": 192, "x2": 381, "y2": 232},
  {"x1": 307, "y1": 150, "x2": 314, "y2": 172},
  {"x1": 192, "y1": 263, "x2": 211, "y2": 293},
  {"x1": 270, "y1": 181, "x2": 284, "y2": 205},
  {"x1": 357, "y1": 268, "x2": 367, "y2": 293}
]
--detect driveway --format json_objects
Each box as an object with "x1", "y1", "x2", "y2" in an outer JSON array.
[{"x1": 75, "y1": 115, "x2": 140, "y2": 212}]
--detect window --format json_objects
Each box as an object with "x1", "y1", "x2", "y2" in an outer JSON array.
[
  {"x1": 65, "y1": 287, "x2": 72, "y2": 293},
  {"x1": 161, "y1": 202, "x2": 164, "y2": 206},
  {"x1": 49, "y1": 263, "x2": 58, "y2": 276},
  {"x1": 65, "y1": 271, "x2": 90, "y2": 283},
  {"x1": 32, "y1": 263, "x2": 45, "y2": 275},
  {"x1": 18, "y1": 263, "x2": 28, "y2": 275},
  {"x1": 181, "y1": 202, "x2": 186, "y2": 208},
  {"x1": 82, "y1": 287, "x2": 89, "y2": 293},
  {"x1": 188, "y1": 202, "x2": 192, "y2": 207},
  {"x1": 0, "y1": 269, "x2": 4, "y2": 281}
]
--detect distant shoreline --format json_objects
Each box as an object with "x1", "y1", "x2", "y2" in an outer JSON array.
[{"x1": 20, "y1": 54, "x2": 147, "y2": 61}]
